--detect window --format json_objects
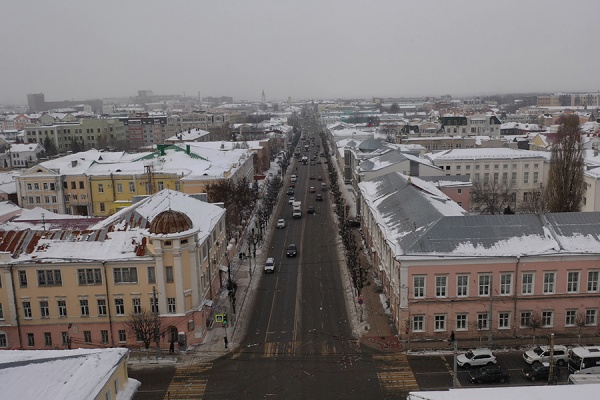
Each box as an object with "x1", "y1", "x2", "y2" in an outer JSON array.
[
  {"x1": 165, "y1": 266, "x2": 174, "y2": 283},
  {"x1": 78, "y1": 268, "x2": 102, "y2": 285},
  {"x1": 456, "y1": 314, "x2": 468, "y2": 330},
  {"x1": 27, "y1": 333, "x2": 35, "y2": 347},
  {"x1": 477, "y1": 313, "x2": 489, "y2": 330},
  {"x1": 588, "y1": 271, "x2": 599, "y2": 292},
  {"x1": 522, "y1": 273, "x2": 534, "y2": 295},
  {"x1": 98, "y1": 184, "x2": 104, "y2": 193},
  {"x1": 0, "y1": 333, "x2": 6, "y2": 348},
  {"x1": 413, "y1": 276, "x2": 425, "y2": 298},
  {"x1": 129, "y1": 182, "x2": 135, "y2": 192},
  {"x1": 61, "y1": 331, "x2": 69, "y2": 346},
  {"x1": 18, "y1": 270, "x2": 27, "y2": 288},
  {"x1": 413, "y1": 315, "x2": 424, "y2": 332},
  {"x1": 98, "y1": 299, "x2": 107, "y2": 316},
  {"x1": 158, "y1": 181, "x2": 164, "y2": 191},
  {"x1": 541, "y1": 311, "x2": 553, "y2": 327},
  {"x1": 434, "y1": 315, "x2": 446, "y2": 331},
  {"x1": 523, "y1": 172, "x2": 529, "y2": 183},
  {"x1": 113, "y1": 267, "x2": 138, "y2": 284},
  {"x1": 22, "y1": 301, "x2": 32, "y2": 318},
  {"x1": 586, "y1": 309, "x2": 597, "y2": 326},
  {"x1": 118, "y1": 330, "x2": 126, "y2": 342},
  {"x1": 80, "y1": 299, "x2": 89, "y2": 316},
  {"x1": 457, "y1": 275, "x2": 469, "y2": 297},
  {"x1": 543, "y1": 272, "x2": 556, "y2": 294},
  {"x1": 132, "y1": 298, "x2": 141, "y2": 314},
  {"x1": 100, "y1": 203, "x2": 105, "y2": 212},
  {"x1": 44, "y1": 332, "x2": 52, "y2": 346},
  {"x1": 101, "y1": 330, "x2": 109, "y2": 344},
  {"x1": 115, "y1": 298, "x2": 125, "y2": 315},
  {"x1": 502, "y1": 172, "x2": 508, "y2": 183},
  {"x1": 150, "y1": 296, "x2": 158, "y2": 314},
  {"x1": 84, "y1": 330, "x2": 92, "y2": 343},
  {"x1": 566, "y1": 310, "x2": 577, "y2": 326},
  {"x1": 147, "y1": 267, "x2": 156, "y2": 284},
  {"x1": 37, "y1": 269, "x2": 62, "y2": 286},
  {"x1": 40, "y1": 301, "x2": 49, "y2": 318},
  {"x1": 116, "y1": 183, "x2": 122, "y2": 193},
  {"x1": 71, "y1": 181, "x2": 76, "y2": 189},
  {"x1": 0, "y1": 303, "x2": 3, "y2": 319},
  {"x1": 167, "y1": 297, "x2": 176, "y2": 313},
  {"x1": 498, "y1": 312, "x2": 510, "y2": 329},
  {"x1": 79, "y1": 181, "x2": 84, "y2": 189},
  {"x1": 500, "y1": 274, "x2": 512, "y2": 295},
  {"x1": 435, "y1": 276, "x2": 447, "y2": 297},
  {"x1": 533, "y1": 172, "x2": 539, "y2": 183},
  {"x1": 478, "y1": 274, "x2": 491, "y2": 296},
  {"x1": 511, "y1": 172, "x2": 517, "y2": 183},
  {"x1": 521, "y1": 311, "x2": 532, "y2": 328},
  {"x1": 567, "y1": 271, "x2": 580, "y2": 293},
  {"x1": 58, "y1": 300, "x2": 67, "y2": 317}
]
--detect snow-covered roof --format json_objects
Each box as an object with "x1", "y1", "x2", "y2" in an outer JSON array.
[
  {"x1": 408, "y1": 384, "x2": 600, "y2": 400},
  {"x1": 0, "y1": 348, "x2": 139, "y2": 400},
  {"x1": 426, "y1": 148, "x2": 550, "y2": 162},
  {"x1": 10, "y1": 143, "x2": 42, "y2": 152}
]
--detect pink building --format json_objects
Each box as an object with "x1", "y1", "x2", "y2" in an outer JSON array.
[{"x1": 359, "y1": 172, "x2": 600, "y2": 342}]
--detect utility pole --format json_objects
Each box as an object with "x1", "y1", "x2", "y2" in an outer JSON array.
[
  {"x1": 548, "y1": 333, "x2": 556, "y2": 385},
  {"x1": 153, "y1": 286, "x2": 160, "y2": 361},
  {"x1": 488, "y1": 275, "x2": 493, "y2": 347}
]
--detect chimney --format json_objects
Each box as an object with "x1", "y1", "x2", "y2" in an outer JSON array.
[
  {"x1": 186, "y1": 144, "x2": 190, "y2": 155},
  {"x1": 71, "y1": 160, "x2": 78, "y2": 167}
]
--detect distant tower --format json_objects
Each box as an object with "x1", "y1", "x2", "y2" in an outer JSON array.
[
  {"x1": 261, "y1": 90, "x2": 266, "y2": 103},
  {"x1": 288, "y1": 96, "x2": 291, "y2": 107}
]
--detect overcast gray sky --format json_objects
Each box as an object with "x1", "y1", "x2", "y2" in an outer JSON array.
[{"x1": 2, "y1": 0, "x2": 599, "y2": 105}]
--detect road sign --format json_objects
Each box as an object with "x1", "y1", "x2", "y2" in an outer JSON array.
[{"x1": 215, "y1": 314, "x2": 224, "y2": 323}]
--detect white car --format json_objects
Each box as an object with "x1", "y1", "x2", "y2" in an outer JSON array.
[
  {"x1": 457, "y1": 348, "x2": 497, "y2": 368},
  {"x1": 276, "y1": 219, "x2": 285, "y2": 229},
  {"x1": 288, "y1": 196, "x2": 295, "y2": 205},
  {"x1": 523, "y1": 345, "x2": 568, "y2": 366},
  {"x1": 264, "y1": 257, "x2": 275, "y2": 273}
]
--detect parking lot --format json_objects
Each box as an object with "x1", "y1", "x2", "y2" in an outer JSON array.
[{"x1": 407, "y1": 350, "x2": 570, "y2": 390}]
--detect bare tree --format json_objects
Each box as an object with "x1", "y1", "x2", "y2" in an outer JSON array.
[
  {"x1": 526, "y1": 311, "x2": 543, "y2": 345},
  {"x1": 124, "y1": 309, "x2": 161, "y2": 349},
  {"x1": 575, "y1": 312, "x2": 587, "y2": 343},
  {"x1": 519, "y1": 185, "x2": 549, "y2": 214},
  {"x1": 471, "y1": 179, "x2": 518, "y2": 214},
  {"x1": 544, "y1": 114, "x2": 586, "y2": 212}
]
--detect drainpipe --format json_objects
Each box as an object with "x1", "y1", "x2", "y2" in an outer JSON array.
[
  {"x1": 102, "y1": 261, "x2": 115, "y2": 346},
  {"x1": 9, "y1": 265, "x2": 23, "y2": 349},
  {"x1": 513, "y1": 255, "x2": 520, "y2": 337}
]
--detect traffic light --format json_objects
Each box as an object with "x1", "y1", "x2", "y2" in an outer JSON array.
[{"x1": 223, "y1": 313, "x2": 228, "y2": 326}]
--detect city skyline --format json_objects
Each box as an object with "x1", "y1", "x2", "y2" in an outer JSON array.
[{"x1": 2, "y1": 0, "x2": 599, "y2": 105}]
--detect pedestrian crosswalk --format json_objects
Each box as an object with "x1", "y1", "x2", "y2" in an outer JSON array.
[
  {"x1": 262, "y1": 340, "x2": 301, "y2": 357},
  {"x1": 261, "y1": 340, "x2": 359, "y2": 358},
  {"x1": 373, "y1": 353, "x2": 419, "y2": 394},
  {"x1": 163, "y1": 363, "x2": 211, "y2": 400}
]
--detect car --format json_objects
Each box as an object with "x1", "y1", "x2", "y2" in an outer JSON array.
[
  {"x1": 309, "y1": 186, "x2": 315, "y2": 193},
  {"x1": 469, "y1": 365, "x2": 510, "y2": 384},
  {"x1": 292, "y1": 209, "x2": 302, "y2": 219},
  {"x1": 522, "y1": 345, "x2": 568, "y2": 366},
  {"x1": 286, "y1": 244, "x2": 297, "y2": 257},
  {"x1": 317, "y1": 176, "x2": 323, "y2": 181},
  {"x1": 307, "y1": 206, "x2": 315, "y2": 214},
  {"x1": 310, "y1": 175, "x2": 315, "y2": 180},
  {"x1": 288, "y1": 196, "x2": 295, "y2": 204},
  {"x1": 289, "y1": 182, "x2": 295, "y2": 188},
  {"x1": 348, "y1": 218, "x2": 360, "y2": 227},
  {"x1": 264, "y1": 257, "x2": 275, "y2": 273},
  {"x1": 286, "y1": 188, "x2": 294, "y2": 195},
  {"x1": 316, "y1": 194, "x2": 323, "y2": 202},
  {"x1": 522, "y1": 362, "x2": 559, "y2": 381},
  {"x1": 291, "y1": 174, "x2": 297, "y2": 183},
  {"x1": 457, "y1": 348, "x2": 497, "y2": 368},
  {"x1": 276, "y1": 219, "x2": 285, "y2": 229}
]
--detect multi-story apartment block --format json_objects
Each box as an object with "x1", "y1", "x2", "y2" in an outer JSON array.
[
  {"x1": 180, "y1": 112, "x2": 229, "y2": 132},
  {"x1": 441, "y1": 114, "x2": 502, "y2": 137},
  {"x1": 0, "y1": 189, "x2": 227, "y2": 350},
  {"x1": 24, "y1": 118, "x2": 126, "y2": 152},
  {"x1": 120, "y1": 115, "x2": 171, "y2": 149},
  {"x1": 426, "y1": 148, "x2": 549, "y2": 209},
  {"x1": 16, "y1": 143, "x2": 256, "y2": 217},
  {"x1": 359, "y1": 172, "x2": 600, "y2": 342}
]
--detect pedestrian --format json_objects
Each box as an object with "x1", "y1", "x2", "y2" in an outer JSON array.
[
  {"x1": 224, "y1": 336, "x2": 228, "y2": 349},
  {"x1": 449, "y1": 331, "x2": 455, "y2": 345},
  {"x1": 169, "y1": 340, "x2": 175, "y2": 354}
]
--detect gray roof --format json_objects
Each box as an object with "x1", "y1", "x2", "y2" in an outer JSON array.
[{"x1": 357, "y1": 138, "x2": 384, "y2": 152}]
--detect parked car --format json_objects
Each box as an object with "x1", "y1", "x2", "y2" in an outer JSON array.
[
  {"x1": 457, "y1": 348, "x2": 497, "y2": 368},
  {"x1": 264, "y1": 257, "x2": 275, "y2": 274},
  {"x1": 469, "y1": 365, "x2": 510, "y2": 384},
  {"x1": 309, "y1": 186, "x2": 315, "y2": 193},
  {"x1": 310, "y1": 175, "x2": 315, "y2": 180},
  {"x1": 316, "y1": 194, "x2": 323, "y2": 202},
  {"x1": 288, "y1": 196, "x2": 295, "y2": 204},
  {"x1": 286, "y1": 244, "x2": 297, "y2": 257},
  {"x1": 317, "y1": 176, "x2": 323, "y2": 181},
  {"x1": 286, "y1": 188, "x2": 294, "y2": 195},
  {"x1": 276, "y1": 219, "x2": 286, "y2": 229},
  {"x1": 522, "y1": 362, "x2": 559, "y2": 381},
  {"x1": 522, "y1": 345, "x2": 568, "y2": 366},
  {"x1": 307, "y1": 206, "x2": 315, "y2": 214}
]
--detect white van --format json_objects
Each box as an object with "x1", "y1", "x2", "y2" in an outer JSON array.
[{"x1": 264, "y1": 257, "x2": 275, "y2": 273}]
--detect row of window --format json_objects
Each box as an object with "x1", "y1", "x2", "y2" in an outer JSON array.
[
  {"x1": 17, "y1": 267, "x2": 173, "y2": 288},
  {"x1": 412, "y1": 309, "x2": 598, "y2": 332},
  {"x1": 97, "y1": 181, "x2": 167, "y2": 194},
  {"x1": 11, "y1": 296, "x2": 176, "y2": 320},
  {"x1": 0, "y1": 329, "x2": 125, "y2": 349},
  {"x1": 447, "y1": 163, "x2": 540, "y2": 171},
  {"x1": 26, "y1": 182, "x2": 57, "y2": 191},
  {"x1": 412, "y1": 270, "x2": 599, "y2": 299}
]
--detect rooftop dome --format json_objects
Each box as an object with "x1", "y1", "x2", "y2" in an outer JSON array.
[{"x1": 149, "y1": 209, "x2": 193, "y2": 235}]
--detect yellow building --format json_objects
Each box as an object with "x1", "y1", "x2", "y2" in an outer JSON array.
[{"x1": 0, "y1": 189, "x2": 227, "y2": 350}]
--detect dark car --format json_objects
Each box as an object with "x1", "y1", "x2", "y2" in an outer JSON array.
[
  {"x1": 309, "y1": 174, "x2": 315, "y2": 180},
  {"x1": 286, "y1": 188, "x2": 294, "y2": 195},
  {"x1": 307, "y1": 206, "x2": 315, "y2": 214},
  {"x1": 316, "y1": 194, "x2": 323, "y2": 202},
  {"x1": 522, "y1": 362, "x2": 558, "y2": 381},
  {"x1": 469, "y1": 365, "x2": 510, "y2": 384},
  {"x1": 286, "y1": 244, "x2": 297, "y2": 257}
]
